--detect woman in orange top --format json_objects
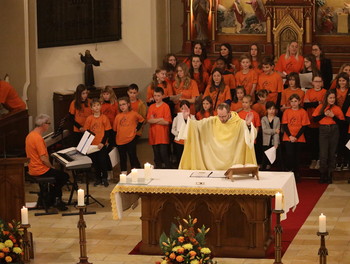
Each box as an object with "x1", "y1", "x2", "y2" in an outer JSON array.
[
  {"x1": 230, "y1": 86, "x2": 245, "y2": 112},
  {"x1": 173, "y1": 63, "x2": 199, "y2": 114},
  {"x1": 113, "y1": 97, "x2": 144, "y2": 174},
  {"x1": 189, "y1": 55, "x2": 209, "y2": 94},
  {"x1": 204, "y1": 68, "x2": 231, "y2": 110},
  {"x1": 69, "y1": 84, "x2": 92, "y2": 145},
  {"x1": 312, "y1": 89, "x2": 345, "y2": 183},
  {"x1": 146, "y1": 67, "x2": 174, "y2": 104},
  {"x1": 195, "y1": 96, "x2": 215, "y2": 120},
  {"x1": 183, "y1": 41, "x2": 212, "y2": 74},
  {"x1": 162, "y1": 53, "x2": 177, "y2": 68},
  {"x1": 282, "y1": 94, "x2": 310, "y2": 181},
  {"x1": 280, "y1": 72, "x2": 305, "y2": 111},
  {"x1": 213, "y1": 43, "x2": 240, "y2": 73},
  {"x1": 275, "y1": 41, "x2": 304, "y2": 78},
  {"x1": 311, "y1": 43, "x2": 333, "y2": 90},
  {"x1": 248, "y1": 43, "x2": 263, "y2": 75}
]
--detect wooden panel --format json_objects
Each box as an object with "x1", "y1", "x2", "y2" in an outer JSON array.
[
  {"x1": 139, "y1": 193, "x2": 272, "y2": 258},
  {"x1": 0, "y1": 158, "x2": 28, "y2": 222}
]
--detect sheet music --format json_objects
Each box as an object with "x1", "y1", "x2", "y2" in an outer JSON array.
[
  {"x1": 77, "y1": 131, "x2": 95, "y2": 154},
  {"x1": 299, "y1": 73, "x2": 313, "y2": 89},
  {"x1": 264, "y1": 146, "x2": 276, "y2": 164}
]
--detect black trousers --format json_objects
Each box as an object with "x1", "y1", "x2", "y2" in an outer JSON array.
[
  {"x1": 38, "y1": 168, "x2": 69, "y2": 198},
  {"x1": 152, "y1": 144, "x2": 171, "y2": 169},
  {"x1": 284, "y1": 141, "x2": 303, "y2": 180},
  {"x1": 305, "y1": 127, "x2": 320, "y2": 161},
  {"x1": 173, "y1": 142, "x2": 184, "y2": 166},
  {"x1": 319, "y1": 125, "x2": 339, "y2": 179},
  {"x1": 117, "y1": 137, "x2": 141, "y2": 172},
  {"x1": 88, "y1": 146, "x2": 111, "y2": 181}
]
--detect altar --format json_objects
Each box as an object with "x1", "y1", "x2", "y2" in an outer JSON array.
[{"x1": 110, "y1": 170, "x2": 299, "y2": 258}]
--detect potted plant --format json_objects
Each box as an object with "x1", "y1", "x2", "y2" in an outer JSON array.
[{"x1": 0, "y1": 220, "x2": 23, "y2": 264}]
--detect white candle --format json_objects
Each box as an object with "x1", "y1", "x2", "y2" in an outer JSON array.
[
  {"x1": 120, "y1": 173, "x2": 127, "y2": 183},
  {"x1": 319, "y1": 213, "x2": 326, "y2": 232},
  {"x1": 131, "y1": 168, "x2": 138, "y2": 183},
  {"x1": 77, "y1": 189, "x2": 85, "y2": 206},
  {"x1": 21, "y1": 206, "x2": 28, "y2": 225},
  {"x1": 144, "y1": 162, "x2": 152, "y2": 181},
  {"x1": 275, "y1": 192, "x2": 282, "y2": 210}
]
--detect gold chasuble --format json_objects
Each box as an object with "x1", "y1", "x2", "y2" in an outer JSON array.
[{"x1": 179, "y1": 111, "x2": 257, "y2": 170}]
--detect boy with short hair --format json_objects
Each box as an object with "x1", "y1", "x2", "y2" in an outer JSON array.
[
  {"x1": 147, "y1": 87, "x2": 172, "y2": 169},
  {"x1": 252, "y1": 89, "x2": 268, "y2": 119},
  {"x1": 257, "y1": 57, "x2": 283, "y2": 107},
  {"x1": 128, "y1": 83, "x2": 147, "y2": 137},
  {"x1": 83, "y1": 98, "x2": 112, "y2": 187},
  {"x1": 235, "y1": 55, "x2": 258, "y2": 97}
]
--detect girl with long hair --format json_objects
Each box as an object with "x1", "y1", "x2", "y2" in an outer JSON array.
[
  {"x1": 184, "y1": 41, "x2": 212, "y2": 74},
  {"x1": 275, "y1": 41, "x2": 304, "y2": 78}
]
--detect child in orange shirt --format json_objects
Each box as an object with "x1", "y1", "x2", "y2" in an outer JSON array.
[
  {"x1": 128, "y1": 84, "x2": 147, "y2": 138},
  {"x1": 214, "y1": 58, "x2": 236, "y2": 92},
  {"x1": 312, "y1": 89, "x2": 345, "y2": 183},
  {"x1": 235, "y1": 55, "x2": 258, "y2": 97},
  {"x1": 238, "y1": 95, "x2": 261, "y2": 130},
  {"x1": 230, "y1": 86, "x2": 245, "y2": 112},
  {"x1": 252, "y1": 89, "x2": 268, "y2": 119},
  {"x1": 282, "y1": 94, "x2": 310, "y2": 181},
  {"x1": 204, "y1": 68, "x2": 232, "y2": 110},
  {"x1": 69, "y1": 84, "x2": 92, "y2": 145},
  {"x1": 189, "y1": 55, "x2": 209, "y2": 94},
  {"x1": 83, "y1": 98, "x2": 113, "y2": 187},
  {"x1": 257, "y1": 57, "x2": 283, "y2": 106},
  {"x1": 329, "y1": 63, "x2": 350, "y2": 90},
  {"x1": 146, "y1": 67, "x2": 174, "y2": 104},
  {"x1": 303, "y1": 75, "x2": 327, "y2": 169},
  {"x1": 196, "y1": 96, "x2": 215, "y2": 120},
  {"x1": 280, "y1": 72, "x2": 305, "y2": 111},
  {"x1": 113, "y1": 97, "x2": 144, "y2": 174},
  {"x1": 147, "y1": 87, "x2": 172, "y2": 169}
]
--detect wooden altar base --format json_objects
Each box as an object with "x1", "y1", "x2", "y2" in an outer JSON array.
[{"x1": 139, "y1": 193, "x2": 272, "y2": 258}]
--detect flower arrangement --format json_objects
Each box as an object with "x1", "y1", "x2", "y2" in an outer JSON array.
[
  {"x1": 0, "y1": 219, "x2": 23, "y2": 264},
  {"x1": 158, "y1": 216, "x2": 215, "y2": 264}
]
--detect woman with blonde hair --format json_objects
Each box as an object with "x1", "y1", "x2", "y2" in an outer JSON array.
[{"x1": 275, "y1": 41, "x2": 304, "y2": 78}]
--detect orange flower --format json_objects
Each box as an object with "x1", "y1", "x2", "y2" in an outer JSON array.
[
  {"x1": 193, "y1": 218, "x2": 197, "y2": 224},
  {"x1": 178, "y1": 236, "x2": 185, "y2": 243},
  {"x1": 2, "y1": 247, "x2": 9, "y2": 253},
  {"x1": 2, "y1": 231, "x2": 9, "y2": 235},
  {"x1": 175, "y1": 255, "x2": 184, "y2": 262},
  {"x1": 0, "y1": 252, "x2": 4, "y2": 258},
  {"x1": 5, "y1": 256, "x2": 12, "y2": 263},
  {"x1": 169, "y1": 253, "x2": 176, "y2": 259},
  {"x1": 177, "y1": 247, "x2": 184, "y2": 254},
  {"x1": 189, "y1": 250, "x2": 196, "y2": 257}
]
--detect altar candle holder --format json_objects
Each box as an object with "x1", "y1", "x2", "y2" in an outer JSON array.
[
  {"x1": 273, "y1": 209, "x2": 284, "y2": 264},
  {"x1": 20, "y1": 224, "x2": 31, "y2": 263},
  {"x1": 77, "y1": 205, "x2": 92, "y2": 264},
  {"x1": 317, "y1": 231, "x2": 329, "y2": 264}
]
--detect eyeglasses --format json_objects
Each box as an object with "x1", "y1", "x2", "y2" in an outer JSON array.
[{"x1": 45, "y1": 122, "x2": 51, "y2": 125}]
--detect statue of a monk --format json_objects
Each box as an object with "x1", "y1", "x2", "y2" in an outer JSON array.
[
  {"x1": 193, "y1": 0, "x2": 210, "y2": 41},
  {"x1": 79, "y1": 50, "x2": 102, "y2": 89}
]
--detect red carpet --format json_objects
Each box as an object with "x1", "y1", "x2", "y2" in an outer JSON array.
[{"x1": 129, "y1": 179, "x2": 328, "y2": 258}]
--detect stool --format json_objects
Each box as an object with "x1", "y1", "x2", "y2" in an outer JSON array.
[{"x1": 29, "y1": 176, "x2": 59, "y2": 216}]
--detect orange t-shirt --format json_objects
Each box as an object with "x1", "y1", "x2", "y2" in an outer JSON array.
[
  {"x1": 252, "y1": 102, "x2": 266, "y2": 119},
  {"x1": 336, "y1": 88, "x2": 348, "y2": 108},
  {"x1": 346, "y1": 107, "x2": 350, "y2": 133},
  {"x1": 304, "y1": 88, "x2": 327, "y2": 128},
  {"x1": 235, "y1": 69, "x2": 258, "y2": 96},
  {"x1": 329, "y1": 79, "x2": 337, "y2": 90},
  {"x1": 113, "y1": 111, "x2": 145, "y2": 145},
  {"x1": 238, "y1": 109, "x2": 261, "y2": 128},
  {"x1": 147, "y1": 102, "x2": 172, "y2": 145},
  {"x1": 173, "y1": 79, "x2": 199, "y2": 114},
  {"x1": 25, "y1": 130, "x2": 50, "y2": 176},
  {"x1": 69, "y1": 99, "x2": 92, "y2": 132},
  {"x1": 101, "y1": 102, "x2": 119, "y2": 127},
  {"x1": 83, "y1": 114, "x2": 111, "y2": 145},
  {"x1": 195, "y1": 110, "x2": 214, "y2": 120},
  {"x1": 282, "y1": 108, "x2": 310, "y2": 142},
  {"x1": 192, "y1": 71, "x2": 209, "y2": 94},
  {"x1": 312, "y1": 104, "x2": 345, "y2": 125},
  {"x1": 131, "y1": 99, "x2": 147, "y2": 136},
  {"x1": 230, "y1": 101, "x2": 243, "y2": 112},
  {"x1": 275, "y1": 54, "x2": 304, "y2": 75},
  {"x1": 257, "y1": 72, "x2": 283, "y2": 103},
  {"x1": 203, "y1": 85, "x2": 231, "y2": 110},
  {"x1": 184, "y1": 57, "x2": 213, "y2": 74},
  {"x1": 0, "y1": 81, "x2": 26, "y2": 111},
  {"x1": 209, "y1": 71, "x2": 236, "y2": 90},
  {"x1": 146, "y1": 82, "x2": 173, "y2": 102},
  {"x1": 281, "y1": 88, "x2": 305, "y2": 107}
]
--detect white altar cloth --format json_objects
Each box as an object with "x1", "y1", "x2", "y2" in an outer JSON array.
[{"x1": 110, "y1": 170, "x2": 299, "y2": 221}]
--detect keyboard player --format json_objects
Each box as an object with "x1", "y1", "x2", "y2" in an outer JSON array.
[{"x1": 25, "y1": 114, "x2": 69, "y2": 211}]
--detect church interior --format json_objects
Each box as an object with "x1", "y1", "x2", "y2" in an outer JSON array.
[{"x1": 1, "y1": 0, "x2": 350, "y2": 263}]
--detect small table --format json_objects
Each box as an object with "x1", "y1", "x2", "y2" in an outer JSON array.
[{"x1": 110, "y1": 170, "x2": 299, "y2": 258}]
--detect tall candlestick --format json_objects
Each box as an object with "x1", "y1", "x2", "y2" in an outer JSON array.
[
  {"x1": 119, "y1": 173, "x2": 127, "y2": 183},
  {"x1": 21, "y1": 206, "x2": 28, "y2": 225},
  {"x1": 144, "y1": 162, "x2": 152, "y2": 181},
  {"x1": 131, "y1": 168, "x2": 138, "y2": 183},
  {"x1": 275, "y1": 192, "x2": 282, "y2": 210},
  {"x1": 319, "y1": 213, "x2": 326, "y2": 232},
  {"x1": 77, "y1": 189, "x2": 85, "y2": 206}
]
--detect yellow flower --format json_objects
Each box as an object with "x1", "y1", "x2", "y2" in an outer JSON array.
[
  {"x1": 183, "y1": 243, "x2": 193, "y2": 250},
  {"x1": 190, "y1": 260, "x2": 199, "y2": 264},
  {"x1": 161, "y1": 260, "x2": 167, "y2": 264},
  {"x1": 172, "y1": 246, "x2": 181, "y2": 252},
  {"x1": 4, "y1": 240, "x2": 13, "y2": 248},
  {"x1": 5, "y1": 256, "x2": 12, "y2": 263},
  {"x1": 0, "y1": 243, "x2": 4, "y2": 250},
  {"x1": 200, "y1": 247, "x2": 211, "y2": 254},
  {"x1": 13, "y1": 247, "x2": 22, "y2": 254}
]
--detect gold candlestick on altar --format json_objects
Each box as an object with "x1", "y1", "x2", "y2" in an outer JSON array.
[
  {"x1": 273, "y1": 209, "x2": 284, "y2": 264},
  {"x1": 317, "y1": 232, "x2": 329, "y2": 264},
  {"x1": 77, "y1": 206, "x2": 92, "y2": 264},
  {"x1": 20, "y1": 224, "x2": 31, "y2": 263}
]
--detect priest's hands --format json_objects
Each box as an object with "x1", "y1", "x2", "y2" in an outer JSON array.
[
  {"x1": 245, "y1": 112, "x2": 253, "y2": 126},
  {"x1": 182, "y1": 104, "x2": 190, "y2": 120}
]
